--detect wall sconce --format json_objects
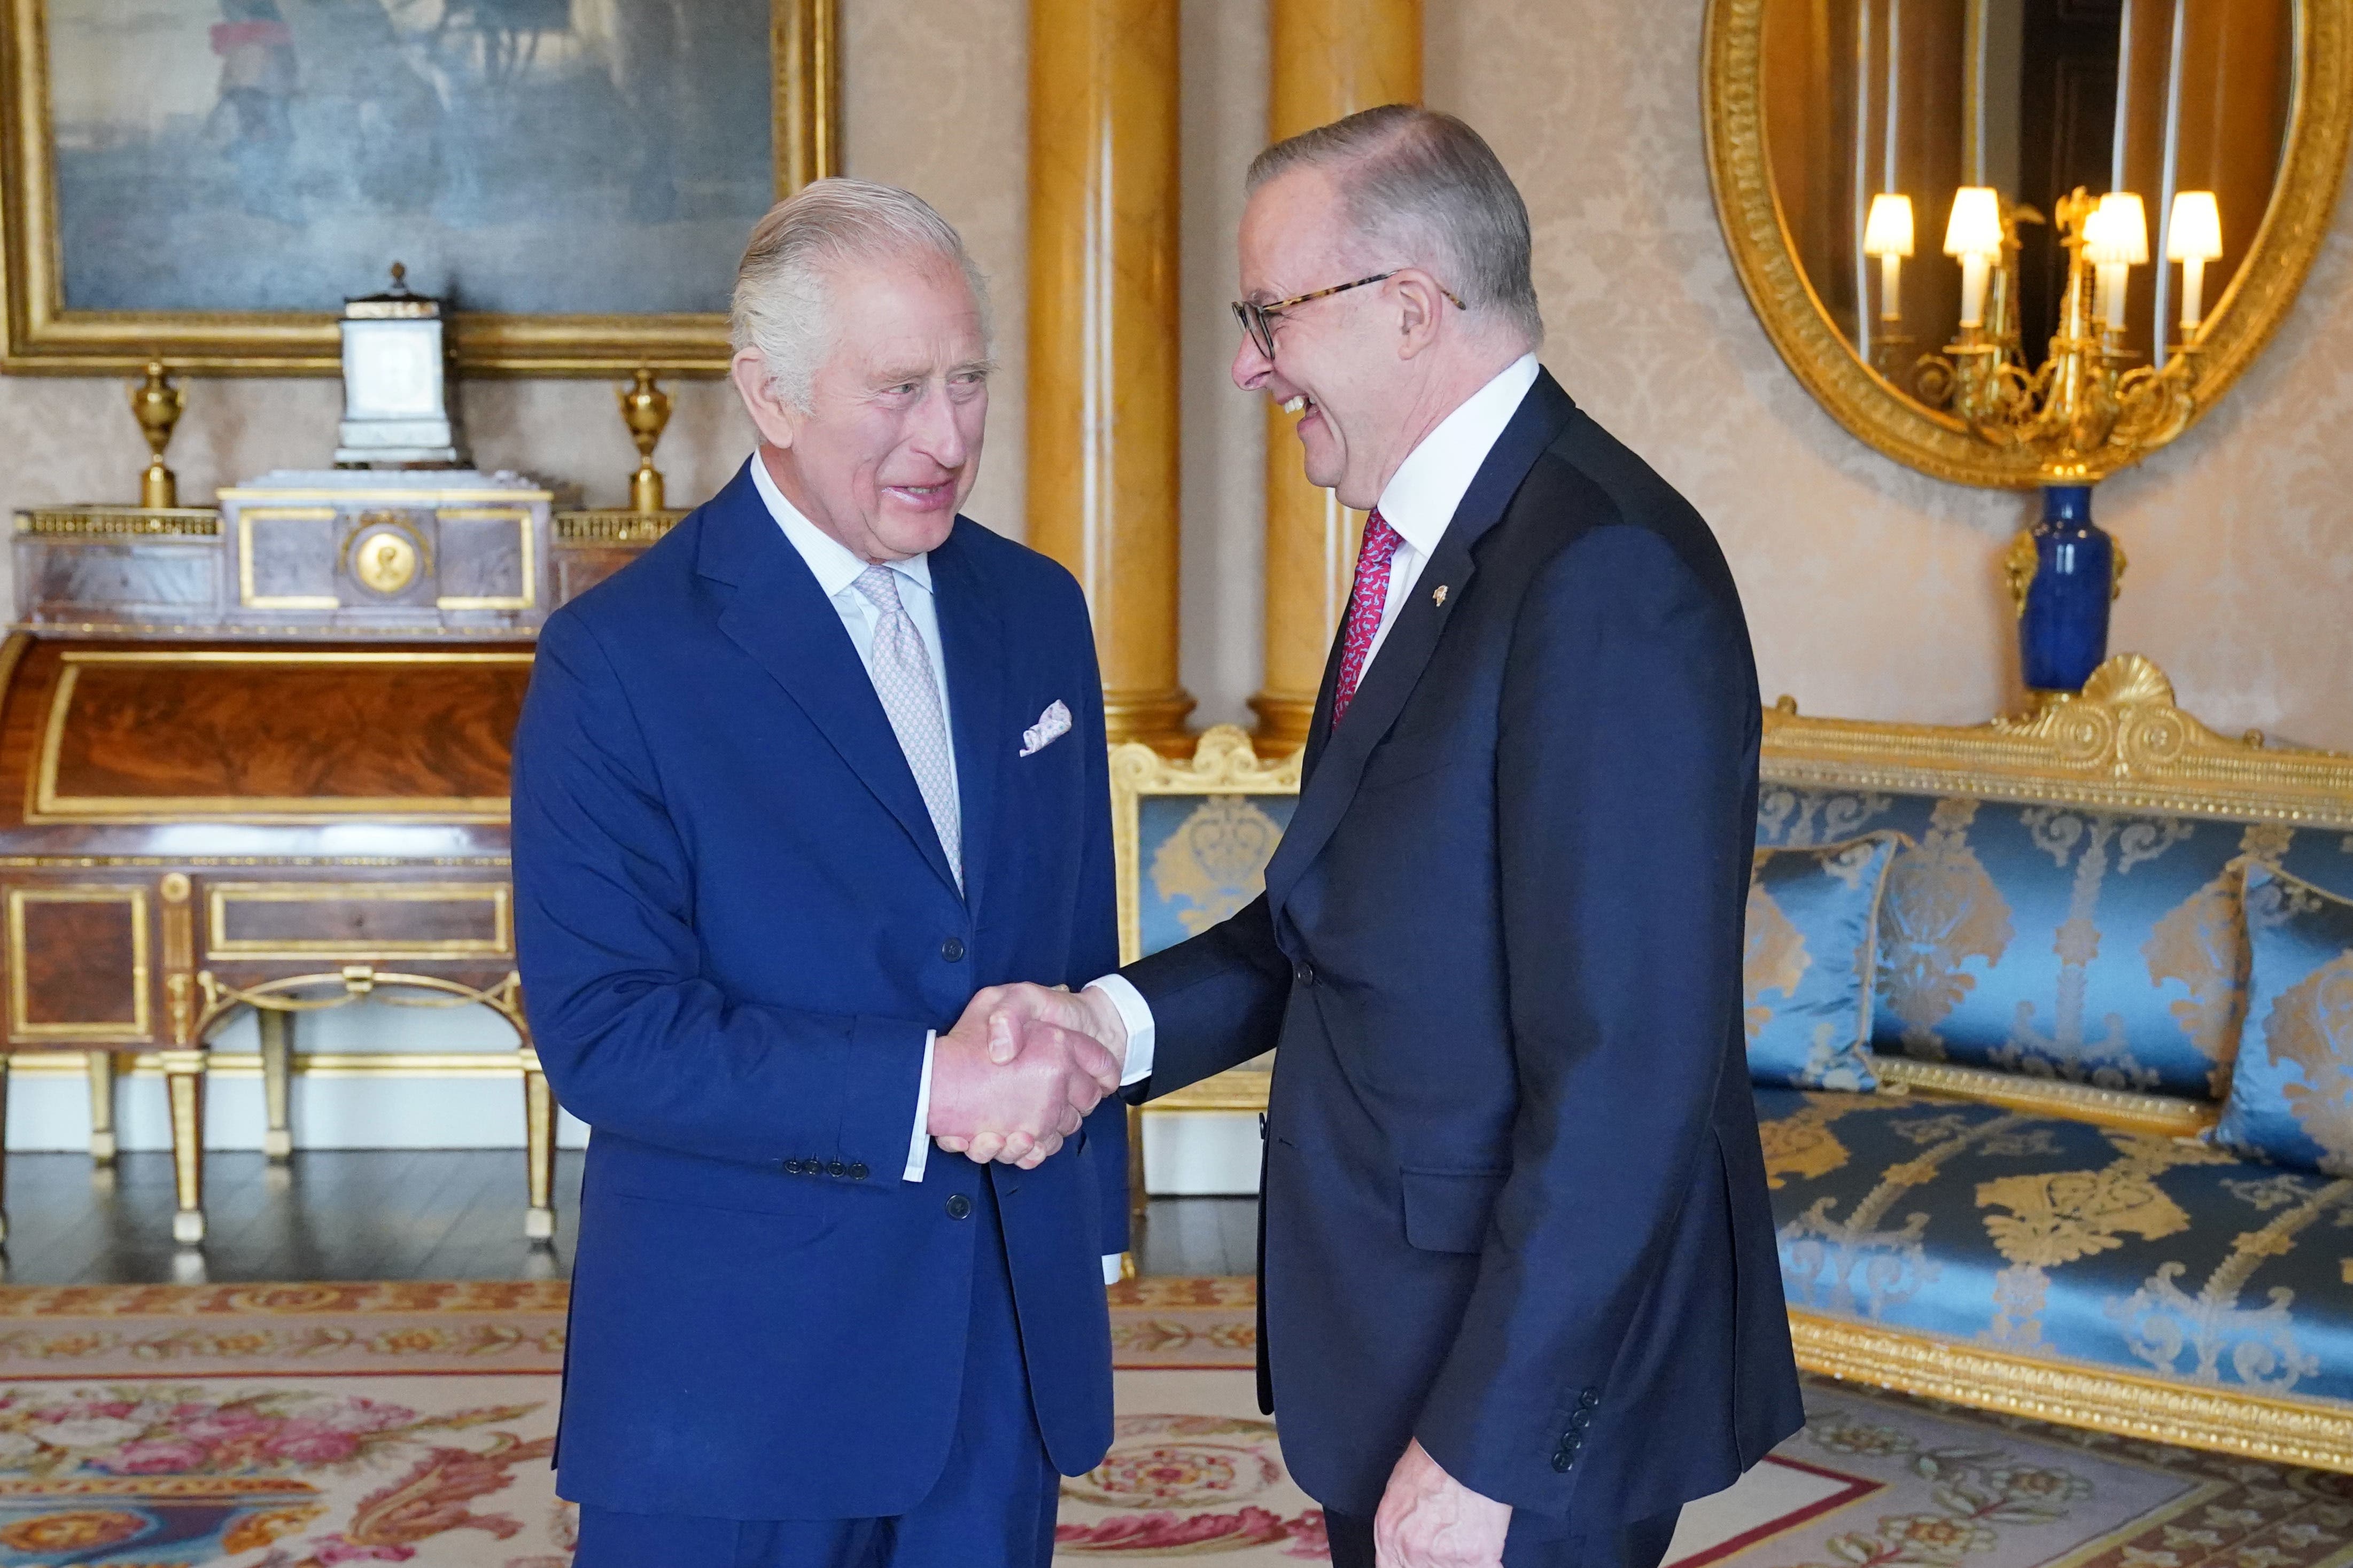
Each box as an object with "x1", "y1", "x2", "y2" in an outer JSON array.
[{"x1": 2167, "y1": 191, "x2": 2224, "y2": 334}]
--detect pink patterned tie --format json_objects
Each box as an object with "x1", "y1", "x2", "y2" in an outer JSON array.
[{"x1": 1331, "y1": 509, "x2": 1403, "y2": 729}]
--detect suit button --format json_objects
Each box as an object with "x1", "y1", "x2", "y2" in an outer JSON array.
[
  {"x1": 946, "y1": 1193, "x2": 973, "y2": 1220},
  {"x1": 828, "y1": 1159, "x2": 846, "y2": 1177},
  {"x1": 1569, "y1": 1409, "x2": 1592, "y2": 1430},
  {"x1": 1551, "y1": 1451, "x2": 1574, "y2": 1473},
  {"x1": 850, "y1": 1163, "x2": 869, "y2": 1181},
  {"x1": 1293, "y1": 961, "x2": 1315, "y2": 985},
  {"x1": 783, "y1": 1160, "x2": 803, "y2": 1174},
  {"x1": 1579, "y1": 1389, "x2": 1600, "y2": 1409},
  {"x1": 941, "y1": 937, "x2": 966, "y2": 962}
]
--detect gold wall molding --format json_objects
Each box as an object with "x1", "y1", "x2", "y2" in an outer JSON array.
[
  {"x1": 1701, "y1": 0, "x2": 2353, "y2": 488},
  {"x1": 1026, "y1": 0, "x2": 1193, "y2": 753},
  {"x1": 1251, "y1": 0, "x2": 1423, "y2": 751},
  {"x1": 0, "y1": 0, "x2": 840, "y2": 376},
  {"x1": 14, "y1": 508, "x2": 219, "y2": 537},
  {"x1": 1762, "y1": 655, "x2": 2353, "y2": 829},
  {"x1": 1790, "y1": 1312, "x2": 2353, "y2": 1472},
  {"x1": 5, "y1": 1050, "x2": 533, "y2": 1080}
]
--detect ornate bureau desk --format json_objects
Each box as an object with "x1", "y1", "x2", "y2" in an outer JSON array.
[{"x1": 2, "y1": 477, "x2": 662, "y2": 1247}]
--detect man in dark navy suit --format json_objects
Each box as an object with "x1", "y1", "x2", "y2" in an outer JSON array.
[
  {"x1": 512, "y1": 179, "x2": 1134, "y2": 1568},
  {"x1": 998, "y1": 108, "x2": 1805, "y2": 1568}
]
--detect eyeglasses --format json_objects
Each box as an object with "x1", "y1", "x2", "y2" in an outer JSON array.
[{"x1": 1231, "y1": 271, "x2": 1468, "y2": 361}]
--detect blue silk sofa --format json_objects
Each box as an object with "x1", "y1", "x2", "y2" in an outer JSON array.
[{"x1": 1113, "y1": 654, "x2": 2353, "y2": 1470}]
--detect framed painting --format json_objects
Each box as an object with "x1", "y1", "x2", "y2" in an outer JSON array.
[
  {"x1": 0, "y1": 0, "x2": 837, "y2": 375},
  {"x1": 1109, "y1": 726, "x2": 1301, "y2": 1117}
]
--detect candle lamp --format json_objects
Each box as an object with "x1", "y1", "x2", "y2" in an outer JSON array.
[
  {"x1": 2087, "y1": 192, "x2": 2148, "y2": 334},
  {"x1": 2167, "y1": 191, "x2": 2224, "y2": 336}
]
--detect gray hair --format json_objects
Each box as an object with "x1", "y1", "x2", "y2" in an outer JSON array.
[
  {"x1": 731, "y1": 177, "x2": 992, "y2": 409},
  {"x1": 1248, "y1": 106, "x2": 1542, "y2": 348}
]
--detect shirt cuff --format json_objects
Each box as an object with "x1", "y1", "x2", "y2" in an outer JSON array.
[
  {"x1": 1102, "y1": 1253, "x2": 1127, "y2": 1286},
  {"x1": 1087, "y1": 975, "x2": 1156, "y2": 1087},
  {"x1": 904, "y1": 1029, "x2": 936, "y2": 1183}
]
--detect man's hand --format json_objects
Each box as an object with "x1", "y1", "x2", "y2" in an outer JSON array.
[
  {"x1": 1374, "y1": 1439, "x2": 1512, "y2": 1568},
  {"x1": 933, "y1": 982, "x2": 1129, "y2": 1166},
  {"x1": 928, "y1": 985, "x2": 1123, "y2": 1169}
]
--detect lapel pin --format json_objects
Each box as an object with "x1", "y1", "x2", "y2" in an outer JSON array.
[{"x1": 1432, "y1": 584, "x2": 1448, "y2": 606}]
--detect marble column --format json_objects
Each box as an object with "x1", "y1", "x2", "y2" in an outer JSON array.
[
  {"x1": 1027, "y1": 0, "x2": 1195, "y2": 752},
  {"x1": 1248, "y1": 0, "x2": 1422, "y2": 752}
]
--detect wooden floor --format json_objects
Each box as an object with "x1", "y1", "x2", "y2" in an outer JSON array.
[{"x1": 0, "y1": 1150, "x2": 1257, "y2": 1285}]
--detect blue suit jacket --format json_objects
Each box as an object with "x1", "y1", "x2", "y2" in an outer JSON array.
[
  {"x1": 1124, "y1": 373, "x2": 1804, "y2": 1525},
  {"x1": 512, "y1": 463, "x2": 1127, "y2": 1520}
]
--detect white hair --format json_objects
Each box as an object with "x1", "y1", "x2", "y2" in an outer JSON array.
[
  {"x1": 1248, "y1": 106, "x2": 1543, "y2": 350},
  {"x1": 730, "y1": 177, "x2": 992, "y2": 409}
]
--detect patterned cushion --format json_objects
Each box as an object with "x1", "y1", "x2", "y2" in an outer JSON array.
[
  {"x1": 1746, "y1": 833, "x2": 1903, "y2": 1090},
  {"x1": 1757, "y1": 786, "x2": 2353, "y2": 1099},
  {"x1": 1757, "y1": 1084, "x2": 2353, "y2": 1404},
  {"x1": 2214, "y1": 864, "x2": 2353, "y2": 1175}
]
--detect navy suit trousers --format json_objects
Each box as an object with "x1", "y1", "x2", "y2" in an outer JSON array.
[{"x1": 571, "y1": 1171, "x2": 1059, "y2": 1568}]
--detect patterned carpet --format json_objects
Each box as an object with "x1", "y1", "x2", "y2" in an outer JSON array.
[{"x1": 2, "y1": 1280, "x2": 2350, "y2": 1567}]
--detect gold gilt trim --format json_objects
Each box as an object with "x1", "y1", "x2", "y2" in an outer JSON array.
[
  {"x1": 1111, "y1": 727, "x2": 1301, "y2": 1121},
  {"x1": 5, "y1": 1050, "x2": 531, "y2": 1079},
  {"x1": 1874, "y1": 1056, "x2": 2218, "y2": 1137},
  {"x1": 5, "y1": 884, "x2": 149, "y2": 1041},
  {"x1": 204, "y1": 881, "x2": 514, "y2": 962},
  {"x1": 1153, "y1": 1065, "x2": 1273, "y2": 1114},
  {"x1": 0, "y1": 0, "x2": 841, "y2": 376},
  {"x1": 1701, "y1": 0, "x2": 2353, "y2": 488},
  {"x1": 554, "y1": 510, "x2": 689, "y2": 545},
  {"x1": 14, "y1": 507, "x2": 220, "y2": 537},
  {"x1": 1109, "y1": 725, "x2": 1303, "y2": 966},
  {"x1": 1762, "y1": 656, "x2": 2353, "y2": 829},
  {"x1": 236, "y1": 509, "x2": 339, "y2": 610},
  {"x1": 433, "y1": 508, "x2": 537, "y2": 612},
  {"x1": 30, "y1": 650, "x2": 527, "y2": 825},
  {"x1": 1790, "y1": 1311, "x2": 2353, "y2": 1473}
]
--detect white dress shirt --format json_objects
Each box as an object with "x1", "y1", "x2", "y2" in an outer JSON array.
[
  {"x1": 751, "y1": 454, "x2": 1128, "y2": 1283},
  {"x1": 1087, "y1": 353, "x2": 1543, "y2": 1086}
]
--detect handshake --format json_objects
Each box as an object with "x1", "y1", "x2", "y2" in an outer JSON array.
[{"x1": 925, "y1": 983, "x2": 1132, "y2": 1170}]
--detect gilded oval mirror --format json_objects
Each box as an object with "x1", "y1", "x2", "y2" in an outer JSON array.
[{"x1": 1704, "y1": 0, "x2": 2353, "y2": 487}]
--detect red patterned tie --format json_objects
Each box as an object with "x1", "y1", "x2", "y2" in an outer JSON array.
[{"x1": 1331, "y1": 509, "x2": 1404, "y2": 729}]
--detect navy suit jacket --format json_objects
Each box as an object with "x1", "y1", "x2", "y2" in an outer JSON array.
[
  {"x1": 512, "y1": 462, "x2": 1127, "y2": 1520},
  {"x1": 1124, "y1": 372, "x2": 1804, "y2": 1525}
]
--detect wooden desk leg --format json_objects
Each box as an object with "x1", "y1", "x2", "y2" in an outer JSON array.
[
  {"x1": 521, "y1": 1046, "x2": 556, "y2": 1242},
  {"x1": 160, "y1": 1049, "x2": 206, "y2": 1245},
  {"x1": 87, "y1": 1050, "x2": 118, "y2": 1164},
  {"x1": 257, "y1": 1010, "x2": 294, "y2": 1162}
]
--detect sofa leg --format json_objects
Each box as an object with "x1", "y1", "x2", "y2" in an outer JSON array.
[
  {"x1": 522, "y1": 1048, "x2": 556, "y2": 1243},
  {"x1": 161, "y1": 1049, "x2": 206, "y2": 1246},
  {"x1": 258, "y1": 1009, "x2": 294, "y2": 1162},
  {"x1": 87, "y1": 1050, "x2": 118, "y2": 1164}
]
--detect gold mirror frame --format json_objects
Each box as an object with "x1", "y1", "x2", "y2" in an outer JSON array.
[
  {"x1": 1702, "y1": 0, "x2": 2353, "y2": 488},
  {"x1": 0, "y1": 0, "x2": 838, "y2": 376}
]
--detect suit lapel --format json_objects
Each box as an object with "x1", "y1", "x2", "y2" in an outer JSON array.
[
  {"x1": 928, "y1": 521, "x2": 1008, "y2": 918},
  {"x1": 701, "y1": 467, "x2": 964, "y2": 902},
  {"x1": 1263, "y1": 372, "x2": 1578, "y2": 915}
]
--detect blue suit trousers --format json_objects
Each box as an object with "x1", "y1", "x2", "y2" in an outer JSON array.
[{"x1": 572, "y1": 1171, "x2": 1060, "y2": 1568}]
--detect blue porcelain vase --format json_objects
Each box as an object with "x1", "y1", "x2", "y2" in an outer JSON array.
[{"x1": 2016, "y1": 485, "x2": 2115, "y2": 692}]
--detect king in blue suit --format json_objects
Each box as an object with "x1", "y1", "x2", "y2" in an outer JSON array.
[{"x1": 511, "y1": 182, "x2": 1131, "y2": 1568}]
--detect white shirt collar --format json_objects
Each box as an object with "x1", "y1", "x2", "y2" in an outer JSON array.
[
  {"x1": 1372, "y1": 353, "x2": 1542, "y2": 560},
  {"x1": 747, "y1": 451, "x2": 934, "y2": 600}
]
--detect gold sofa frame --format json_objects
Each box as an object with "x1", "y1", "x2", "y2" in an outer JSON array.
[{"x1": 1111, "y1": 656, "x2": 2353, "y2": 1470}]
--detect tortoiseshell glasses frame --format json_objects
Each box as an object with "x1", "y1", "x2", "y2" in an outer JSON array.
[{"x1": 1231, "y1": 271, "x2": 1469, "y2": 360}]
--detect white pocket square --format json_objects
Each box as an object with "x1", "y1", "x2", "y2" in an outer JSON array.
[{"x1": 1019, "y1": 700, "x2": 1073, "y2": 757}]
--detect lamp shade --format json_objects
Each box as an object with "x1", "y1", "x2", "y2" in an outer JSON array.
[
  {"x1": 2088, "y1": 192, "x2": 2150, "y2": 265},
  {"x1": 1863, "y1": 193, "x2": 1916, "y2": 258},
  {"x1": 2168, "y1": 190, "x2": 2224, "y2": 261},
  {"x1": 1943, "y1": 187, "x2": 2004, "y2": 258}
]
